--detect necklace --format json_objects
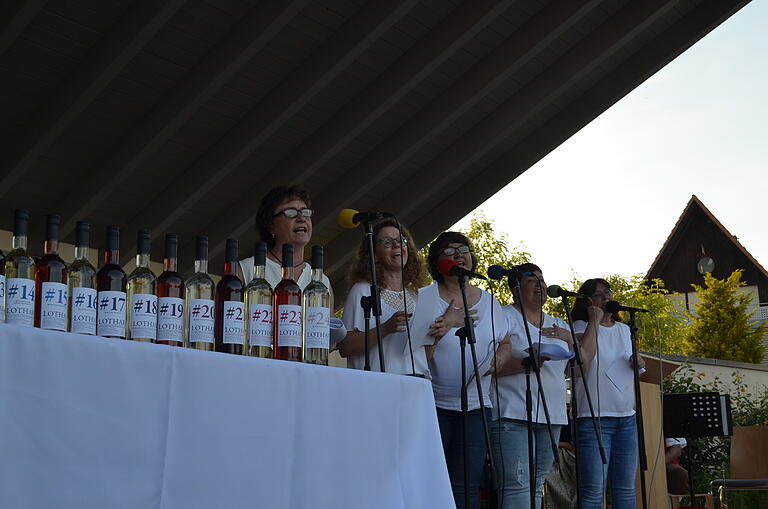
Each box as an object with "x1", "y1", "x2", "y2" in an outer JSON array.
[{"x1": 269, "y1": 249, "x2": 305, "y2": 269}]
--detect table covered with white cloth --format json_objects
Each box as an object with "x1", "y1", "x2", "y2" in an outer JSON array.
[{"x1": 0, "y1": 324, "x2": 453, "y2": 509}]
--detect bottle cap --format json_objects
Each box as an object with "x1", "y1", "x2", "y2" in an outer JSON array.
[
  {"x1": 195, "y1": 235, "x2": 208, "y2": 261},
  {"x1": 225, "y1": 239, "x2": 238, "y2": 263},
  {"x1": 75, "y1": 221, "x2": 90, "y2": 249},
  {"x1": 164, "y1": 233, "x2": 178, "y2": 260},
  {"x1": 137, "y1": 229, "x2": 151, "y2": 255},
  {"x1": 45, "y1": 214, "x2": 61, "y2": 242},
  {"x1": 281, "y1": 243, "x2": 293, "y2": 268},
  {"x1": 254, "y1": 241, "x2": 267, "y2": 267},
  {"x1": 13, "y1": 209, "x2": 30, "y2": 237},
  {"x1": 311, "y1": 245, "x2": 323, "y2": 271},
  {"x1": 106, "y1": 225, "x2": 120, "y2": 252}
]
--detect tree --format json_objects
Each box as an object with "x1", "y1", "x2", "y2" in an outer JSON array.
[{"x1": 682, "y1": 270, "x2": 767, "y2": 363}]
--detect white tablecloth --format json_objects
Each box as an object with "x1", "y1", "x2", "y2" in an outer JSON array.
[{"x1": 0, "y1": 324, "x2": 453, "y2": 509}]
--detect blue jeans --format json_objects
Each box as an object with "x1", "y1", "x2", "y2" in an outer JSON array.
[
  {"x1": 490, "y1": 419, "x2": 560, "y2": 509},
  {"x1": 436, "y1": 407, "x2": 492, "y2": 509},
  {"x1": 576, "y1": 416, "x2": 638, "y2": 509}
]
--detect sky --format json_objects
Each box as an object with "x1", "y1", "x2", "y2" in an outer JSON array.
[{"x1": 452, "y1": 1, "x2": 768, "y2": 288}]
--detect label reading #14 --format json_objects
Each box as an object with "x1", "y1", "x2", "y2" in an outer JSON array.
[{"x1": 6, "y1": 278, "x2": 35, "y2": 327}]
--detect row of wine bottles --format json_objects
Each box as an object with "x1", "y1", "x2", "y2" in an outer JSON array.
[{"x1": 0, "y1": 209, "x2": 331, "y2": 365}]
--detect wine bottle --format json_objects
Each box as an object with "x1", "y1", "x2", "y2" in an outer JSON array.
[
  {"x1": 156, "y1": 233, "x2": 184, "y2": 347},
  {"x1": 302, "y1": 245, "x2": 330, "y2": 365},
  {"x1": 184, "y1": 236, "x2": 215, "y2": 350},
  {"x1": 273, "y1": 243, "x2": 302, "y2": 362},
  {"x1": 68, "y1": 221, "x2": 97, "y2": 335},
  {"x1": 126, "y1": 229, "x2": 157, "y2": 342},
  {"x1": 4, "y1": 209, "x2": 36, "y2": 327},
  {"x1": 215, "y1": 239, "x2": 244, "y2": 355},
  {"x1": 96, "y1": 226, "x2": 127, "y2": 338},
  {"x1": 34, "y1": 214, "x2": 68, "y2": 330},
  {"x1": 245, "y1": 241, "x2": 273, "y2": 358},
  {"x1": 0, "y1": 248, "x2": 5, "y2": 322}
]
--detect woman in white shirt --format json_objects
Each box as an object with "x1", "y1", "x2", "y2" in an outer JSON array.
[
  {"x1": 338, "y1": 219, "x2": 428, "y2": 375},
  {"x1": 411, "y1": 231, "x2": 508, "y2": 509},
  {"x1": 489, "y1": 263, "x2": 572, "y2": 509},
  {"x1": 571, "y1": 278, "x2": 644, "y2": 509}
]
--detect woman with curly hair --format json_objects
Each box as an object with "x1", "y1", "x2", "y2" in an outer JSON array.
[{"x1": 338, "y1": 218, "x2": 428, "y2": 375}]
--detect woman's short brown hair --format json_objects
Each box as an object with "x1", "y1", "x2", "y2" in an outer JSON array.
[{"x1": 255, "y1": 185, "x2": 312, "y2": 248}]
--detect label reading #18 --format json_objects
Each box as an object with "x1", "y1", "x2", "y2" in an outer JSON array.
[
  {"x1": 130, "y1": 294, "x2": 157, "y2": 340},
  {"x1": 222, "y1": 301, "x2": 244, "y2": 344},
  {"x1": 277, "y1": 304, "x2": 302, "y2": 347},
  {"x1": 188, "y1": 298, "x2": 215, "y2": 343},
  {"x1": 70, "y1": 287, "x2": 97, "y2": 335},
  {"x1": 6, "y1": 278, "x2": 35, "y2": 327},
  {"x1": 97, "y1": 291, "x2": 126, "y2": 337},
  {"x1": 157, "y1": 297, "x2": 184, "y2": 342},
  {"x1": 40, "y1": 281, "x2": 68, "y2": 331}
]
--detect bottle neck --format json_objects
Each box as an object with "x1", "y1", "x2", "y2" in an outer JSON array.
[
  {"x1": 255, "y1": 264, "x2": 266, "y2": 280},
  {"x1": 12, "y1": 235, "x2": 28, "y2": 251},
  {"x1": 282, "y1": 265, "x2": 294, "y2": 281},
  {"x1": 44, "y1": 239, "x2": 60, "y2": 255},
  {"x1": 104, "y1": 249, "x2": 120, "y2": 265},
  {"x1": 75, "y1": 246, "x2": 90, "y2": 261},
  {"x1": 194, "y1": 259, "x2": 208, "y2": 274},
  {"x1": 163, "y1": 257, "x2": 177, "y2": 272},
  {"x1": 135, "y1": 253, "x2": 150, "y2": 268},
  {"x1": 224, "y1": 261, "x2": 237, "y2": 276},
  {"x1": 311, "y1": 267, "x2": 323, "y2": 282}
]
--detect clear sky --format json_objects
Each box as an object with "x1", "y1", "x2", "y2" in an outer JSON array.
[{"x1": 452, "y1": 1, "x2": 768, "y2": 288}]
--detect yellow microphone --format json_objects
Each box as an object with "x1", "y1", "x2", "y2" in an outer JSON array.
[{"x1": 337, "y1": 209, "x2": 395, "y2": 229}]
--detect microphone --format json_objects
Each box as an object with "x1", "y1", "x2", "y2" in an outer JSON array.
[
  {"x1": 438, "y1": 258, "x2": 487, "y2": 280},
  {"x1": 605, "y1": 301, "x2": 649, "y2": 314},
  {"x1": 487, "y1": 264, "x2": 533, "y2": 281},
  {"x1": 337, "y1": 209, "x2": 394, "y2": 228},
  {"x1": 547, "y1": 285, "x2": 589, "y2": 300}
]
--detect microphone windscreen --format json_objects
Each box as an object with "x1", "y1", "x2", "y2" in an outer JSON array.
[
  {"x1": 487, "y1": 265, "x2": 504, "y2": 280},
  {"x1": 546, "y1": 285, "x2": 562, "y2": 299},
  {"x1": 438, "y1": 258, "x2": 457, "y2": 277},
  {"x1": 604, "y1": 301, "x2": 621, "y2": 314},
  {"x1": 337, "y1": 208, "x2": 360, "y2": 229}
]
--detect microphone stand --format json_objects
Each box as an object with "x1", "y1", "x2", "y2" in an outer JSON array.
[
  {"x1": 455, "y1": 274, "x2": 498, "y2": 509},
  {"x1": 360, "y1": 296, "x2": 372, "y2": 371},
  {"x1": 628, "y1": 311, "x2": 648, "y2": 509},
  {"x1": 508, "y1": 273, "x2": 558, "y2": 509},
  {"x1": 559, "y1": 296, "x2": 608, "y2": 509},
  {"x1": 362, "y1": 219, "x2": 385, "y2": 372}
]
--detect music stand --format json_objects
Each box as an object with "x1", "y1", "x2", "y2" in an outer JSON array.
[{"x1": 663, "y1": 392, "x2": 733, "y2": 506}]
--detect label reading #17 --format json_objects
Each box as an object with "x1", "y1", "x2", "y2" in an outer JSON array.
[{"x1": 97, "y1": 291, "x2": 126, "y2": 338}]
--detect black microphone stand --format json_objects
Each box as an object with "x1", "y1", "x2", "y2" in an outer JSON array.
[
  {"x1": 361, "y1": 219, "x2": 385, "y2": 372},
  {"x1": 508, "y1": 272, "x2": 558, "y2": 509},
  {"x1": 454, "y1": 274, "x2": 499, "y2": 509},
  {"x1": 628, "y1": 311, "x2": 648, "y2": 509},
  {"x1": 559, "y1": 296, "x2": 608, "y2": 509},
  {"x1": 360, "y1": 296, "x2": 372, "y2": 371}
]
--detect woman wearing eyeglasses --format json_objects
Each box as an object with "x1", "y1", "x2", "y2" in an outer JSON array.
[
  {"x1": 570, "y1": 278, "x2": 644, "y2": 509},
  {"x1": 239, "y1": 185, "x2": 331, "y2": 295},
  {"x1": 337, "y1": 219, "x2": 428, "y2": 375},
  {"x1": 411, "y1": 231, "x2": 509, "y2": 509}
]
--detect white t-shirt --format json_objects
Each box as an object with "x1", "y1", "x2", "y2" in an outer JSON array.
[
  {"x1": 341, "y1": 282, "x2": 428, "y2": 376},
  {"x1": 411, "y1": 283, "x2": 508, "y2": 411},
  {"x1": 491, "y1": 306, "x2": 569, "y2": 424},
  {"x1": 240, "y1": 256, "x2": 330, "y2": 290},
  {"x1": 573, "y1": 320, "x2": 635, "y2": 418}
]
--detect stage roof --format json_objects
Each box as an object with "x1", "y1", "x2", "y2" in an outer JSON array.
[{"x1": 0, "y1": 0, "x2": 750, "y2": 291}]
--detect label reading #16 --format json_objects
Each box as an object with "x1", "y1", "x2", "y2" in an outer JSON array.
[{"x1": 70, "y1": 287, "x2": 97, "y2": 335}]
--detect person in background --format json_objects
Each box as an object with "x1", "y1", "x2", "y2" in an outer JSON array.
[
  {"x1": 337, "y1": 219, "x2": 428, "y2": 375},
  {"x1": 665, "y1": 437, "x2": 689, "y2": 496}
]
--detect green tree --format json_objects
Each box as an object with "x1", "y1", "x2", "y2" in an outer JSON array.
[{"x1": 683, "y1": 270, "x2": 767, "y2": 363}]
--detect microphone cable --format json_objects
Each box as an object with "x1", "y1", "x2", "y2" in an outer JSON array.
[
  {"x1": 394, "y1": 218, "x2": 417, "y2": 377},
  {"x1": 486, "y1": 278, "x2": 505, "y2": 509}
]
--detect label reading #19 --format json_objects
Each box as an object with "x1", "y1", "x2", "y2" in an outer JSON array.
[
  {"x1": 305, "y1": 306, "x2": 330, "y2": 349},
  {"x1": 130, "y1": 294, "x2": 157, "y2": 340},
  {"x1": 157, "y1": 297, "x2": 184, "y2": 342},
  {"x1": 222, "y1": 301, "x2": 244, "y2": 344},
  {"x1": 249, "y1": 303, "x2": 273, "y2": 347},
  {"x1": 277, "y1": 304, "x2": 302, "y2": 347},
  {"x1": 70, "y1": 287, "x2": 97, "y2": 335},
  {"x1": 40, "y1": 282, "x2": 68, "y2": 331},
  {"x1": 97, "y1": 290, "x2": 126, "y2": 338},
  {"x1": 188, "y1": 298, "x2": 215, "y2": 343},
  {"x1": 6, "y1": 278, "x2": 35, "y2": 327}
]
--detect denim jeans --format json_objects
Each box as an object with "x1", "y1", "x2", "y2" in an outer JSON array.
[
  {"x1": 436, "y1": 407, "x2": 492, "y2": 509},
  {"x1": 576, "y1": 416, "x2": 638, "y2": 509},
  {"x1": 490, "y1": 419, "x2": 560, "y2": 509}
]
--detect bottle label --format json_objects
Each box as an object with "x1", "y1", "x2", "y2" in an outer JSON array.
[
  {"x1": 130, "y1": 294, "x2": 157, "y2": 340},
  {"x1": 277, "y1": 304, "x2": 303, "y2": 347},
  {"x1": 0, "y1": 274, "x2": 5, "y2": 320},
  {"x1": 222, "y1": 301, "x2": 244, "y2": 344},
  {"x1": 97, "y1": 290, "x2": 126, "y2": 337},
  {"x1": 188, "y1": 299, "x2": 215, "y2": 343},
  {"x1": 305, "y1": 306, "x2": 330, "y2": 350},
  {"x1": 70, "y1": 287, "x2": 97, "y2": 335},
  {"x1": 249, "y1": 303, "x2": 273, "y2": 347},
  {"x1": 157, "y1": 297, "x2": 184, "y2": 342},
  {"x1": 5, "y1": 278, "x2": 35, "y2": 327},
  {"x1": 40, "y1": 282, "x2": 68, "y2": 331}
]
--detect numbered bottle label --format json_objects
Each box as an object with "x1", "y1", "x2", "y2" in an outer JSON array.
[
  {"x1": 6, "y1": 278, "x2": 35, "y2": 327},
  {"x1": 157, "y1": 297, "x2": 184, "y2": 342},
  {"x1": 305, "y1": 306, "x2": 330, "y2": 349},
  {"x1": 249, "y1": 303, "x2": 273, "y2": 347},
  {"x1": 40, "y1": 282, "x2": 68, "y2": 331},
  {"x1": 70, "y1": 287, "x2": 97, "y2": 335},
  {"x1": 277, "y1": 304, "x2": 302, "y2": 347},
  {"x1": 0, "y1": 274, "x2": 5, "y2": 321},
  {"x1": 188, "y1": 298, "x2": 215, "y2": 343},
  {"x1": 130, "y1": 294, "x2": 157, "y2": 340},
  {"x1": 222, "y1": 301, "x2": 244, "y2": 344},
  {"x1": 97, "y1": 290, "x2": 126, "y2": 338}
]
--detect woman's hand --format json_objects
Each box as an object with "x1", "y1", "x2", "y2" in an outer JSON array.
[
  {"x1": 586, "y1": 305, "x2": 604, "y2": 324},
  {"x1": 382, "y1": 311, "x2": 411, "y2": 337},
  {"x1": 427, "y1": 300, "x2": 478, "y2": 339},
  {"x1": 631, "y1": 354, "x2": 646, "y2": 371},
  {"x1": 540, "y1": 324, "x2": 573, "y2": 347}
]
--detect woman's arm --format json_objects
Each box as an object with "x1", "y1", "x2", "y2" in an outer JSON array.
[
  {"x1": 572, "y1": 306, "x2": 604, "y2": 376},
  {"x1": 336, "y1": 312, "x2": 409, "y2": 357}
]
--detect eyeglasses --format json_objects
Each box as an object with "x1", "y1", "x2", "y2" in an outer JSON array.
[
  {"x1": 273, "y1": 207, "x2": 313, "y2": 219},
  {"x1": 591, "y1": 289, "x2": 614, "y2": 299},
  {"x1": 377, "y1": 237, "x2": 408, "y2": 248},
  {"x1": 441, "y1": 245, "x2": 470, "y2": 256}
]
